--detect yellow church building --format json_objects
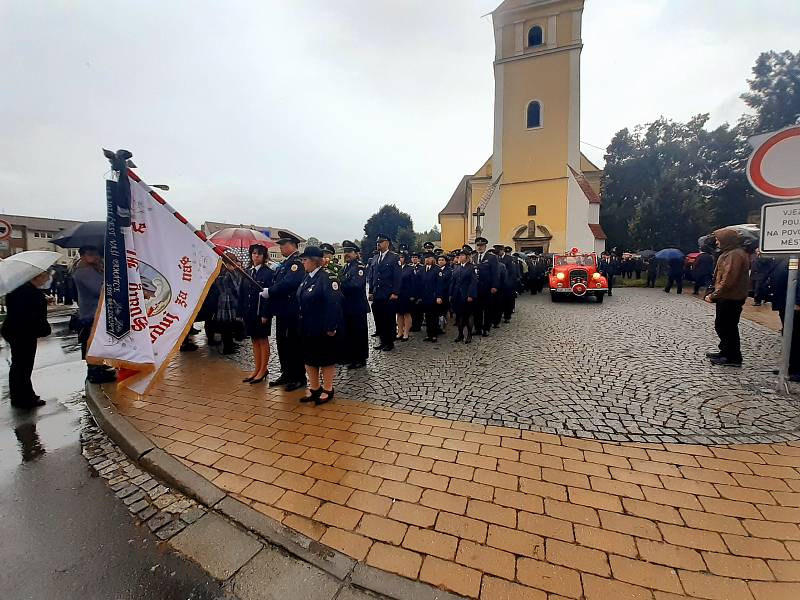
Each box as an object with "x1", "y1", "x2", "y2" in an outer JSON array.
[{"x1": 439, "y1": 0, "x2": 605, "y2": 255}]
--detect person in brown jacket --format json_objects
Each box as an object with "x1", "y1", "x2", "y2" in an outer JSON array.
[{"x1": 704, "y1": 228, "x2": 750, "y2": 366}]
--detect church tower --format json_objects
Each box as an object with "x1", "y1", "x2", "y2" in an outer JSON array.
[{"x1": 439, "y1": 0, "x2": 604, "y2": 254}]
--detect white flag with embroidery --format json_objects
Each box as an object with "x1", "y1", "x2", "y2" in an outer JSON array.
[{"x1": 88, "y1": 173, "x2": 221, "y2": 394}]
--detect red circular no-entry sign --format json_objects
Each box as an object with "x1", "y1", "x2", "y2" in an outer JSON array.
[
  {"x1": 747, "y1": 126, "x2": 800, "y2": 200},
  {"x1": 0, "y1": 219, "x2": 11, "y2": 241}
]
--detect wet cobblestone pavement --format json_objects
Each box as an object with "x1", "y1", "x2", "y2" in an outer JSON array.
[{"x1": 231, "y1": 289, "x2": 800, "y2": 444}]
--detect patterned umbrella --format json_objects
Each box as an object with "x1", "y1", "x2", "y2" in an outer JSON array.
[{"x1": 208, "y1": 228, "x2": 275, "y2": 249}]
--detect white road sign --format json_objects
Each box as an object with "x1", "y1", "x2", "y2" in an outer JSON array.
[{"x1": 760, "y1": 200, "x2": 800, "y2": 253}]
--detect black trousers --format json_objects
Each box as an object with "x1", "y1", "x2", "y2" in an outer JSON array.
[
  {"x1": 502, "y1": 290, "x2": 515, "y2": 320},
  {"x1": 424, "y1": 305, "x2": 439, "y2": 339},
  {"x1": 665, "y1": 275, "x2": 682, "y2": 293},
  {"x1": 7, "y1": 335, "x2": 37, "y2": 403},
  {"x1": 276, "y1": 314, "x2": 305, "y2": 382},
  {"x1": 646, "y1": 271, "x2": 657, "y2": 288},
  {"x1": 343, "y1": 313, "x2": 368, "y2": 365},
  {"x1": 778, "y1": 309, "x2": 800, "y2": 375},
  {"x1": 491, "y1": 292, "x2": 503, "y2": 326},
  {"x1": 411, "y1": 305, "x2": 424, "y2": 331},
  {"x1": 714, "y1": 299, "x2": 745, "y2": 362},
  {"x1": 693, "y1": 274, "x2": 712, "y2": 295},
  {"x1": 372, "y1": 298, "x2": 397, "y2": 347},
  {"x1": 474, "y1": 291, "x2": 492, "y2": 333}
]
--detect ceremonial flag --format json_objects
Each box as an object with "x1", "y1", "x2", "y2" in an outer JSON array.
[{"x1": 88, "y1": 165, "x2": 222, "y2": 395}]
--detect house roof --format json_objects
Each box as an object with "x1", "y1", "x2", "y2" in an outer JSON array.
[
  {"x1": 201, "y1": 221, "x2": 305, "y2": 243},
  {"x1": 0, "y1": 213, "x2": 83, "y2": 231},
  {"x1": 589, "y1": 223, "x2": 607, "y2": 240},
  {"x1": 569, "y1": 166, "x2": 601, "y2": 205},
  {"x1": 438, "y1": 175, "x2": 472, "y2": 217}
]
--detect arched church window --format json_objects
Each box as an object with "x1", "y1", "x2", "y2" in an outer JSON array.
[
  {"x1": 526, "y1": 101, "x2": 542, "y2": 129},
  {"x1": 528, "y1": 25, "x2": 543, "y2": 47}
]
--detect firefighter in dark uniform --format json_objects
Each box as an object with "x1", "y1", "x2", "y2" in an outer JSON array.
[
  {"x1": 339, "y1": 240, "x2": 369, "y2": 369},
  {"x1": 260, "y1": 231, "x2": 306, "y2": 391},
  {"x1": 471, "y1": 237, "x2": 500, "y2": 337},
  {"x1": 411, "y1": 244, "x2": 428, "y2": 331},
  {"x1": 419, "y1": 251, "x2": 443, "y2": 342},
  {"x1": 450, "y1": 247, "x2": 478, "y2": 343},
  {"x1": 490, "y1": 246, "x2": 507, "y2": 328},
  {"x1": 320, "y1": 243, "x2": 342, "y2": 281},
  {"x1": 296, "y1": 246, "x2": 343, "y2": 406},
  {"x1": 436, "y1": 253, "x2": 452, "y2": 335},
  {"x1": 368, "y1": 233, "x2": 401, "y2": 351},
  {"x1": 498, "y1": 245, "x2": 518, "y2": 323}
]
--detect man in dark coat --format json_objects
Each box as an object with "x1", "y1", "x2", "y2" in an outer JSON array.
[
  {"x1": 339, "y1": 240, "x2": 369, "y2": 369},
  {"x1": 500, "y1": 246, "x2": 518, "y2": 322},
  {"x1": 751, "y1": 251, "x2": 775, "y2": 306},
  {"x1": 664, "y1": 257, "x2": 684, "y2": 294},
  {"x1": 692, "y1": 250, "x2": 715, "y2": 295},
  {"x1": 598, "y1": 253, "x2": 616, "y2": 297},
  {"x1": 471, "y1": 237, "x2": 500, "y2": 336},
  {"x1": 368, "y1": 233, "x2": 401, "y2": 351},
  {"x1": 260, "y1": 232, "x2": 306, "y2": 391},
  {"x1": 419, "y1": 251, "x2": 443, "y2": 342}
]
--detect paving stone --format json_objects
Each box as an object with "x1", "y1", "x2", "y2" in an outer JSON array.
[
  {"x1": 170, "y1": 513, "x2": 262, "y2": 580},
  {"x1": 231, "y1": 546, "x2": 341, "y2": 600}
]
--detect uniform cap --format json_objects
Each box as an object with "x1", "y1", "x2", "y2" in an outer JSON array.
[
  {"x1": 475, "y1": 237, "x2": 489, "y2": 245},
  {"x1": 299, "y1": 246, "x2": 324, "y2": 258},
  {"x1": 423, "y1": 251, "x2": 435, "y2": 259},
  {"x1": 319, "y1": 243, "x2": 336, "y2": 255},
  {"x1": 434, "y1": 247, "x2": 443, "y2": 254},
  {"x1": 341, "y1": 240, "x2": 360, "y2": 252},
  {"x1": 276, "y1": 230, "x2": 300, "y2": 245},
  {"x1": 249, "y1": 242, "x2": 269, "y2": 255},
  {"x1": 493, "y1": 244, "x2": 504, "y2": 250},
  {"x1": 376, "y1": 233, "x2": 391, "y2": 242},
  {"x1": 461, "y1": 244, "x2": 474, "y2": 254},
  {"x1": 422, "y1": 241, "x2": 435, "y2": 250},
  {"x1": 504, "y1": 246, "x2": 513, "y2": 253}
]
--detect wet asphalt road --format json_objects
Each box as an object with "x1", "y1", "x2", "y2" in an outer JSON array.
[{"x1": 0, "y1": 317, "x2": 225, "y2": 600}]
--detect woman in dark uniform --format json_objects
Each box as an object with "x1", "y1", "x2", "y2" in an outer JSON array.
[
  {"x1": 395, "y1": 252, "x2": 417, "y2": 342},
  {"x1": 239, "y1": 243, "x2": 274, "y2": 383},
  {"x1": 1, "y1": 270, "x2": 52, "y2": 408},
  {"x1": 449, "y1": 247, "x2": 478, "y2": 344},
  {"x1": 296, "y1": 246, "x2": 342, "y2": 405}
]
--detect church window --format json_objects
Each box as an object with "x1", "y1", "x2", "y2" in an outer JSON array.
[
  {"x1": 526, "y1": 101, "x2": 542, "y2": 129},
  {"x1": 528, "y1": 205, "x2": 537, "y2": 217},
  {"x1": 528, "y1": 25, "x2": 543, "y2": 47}
]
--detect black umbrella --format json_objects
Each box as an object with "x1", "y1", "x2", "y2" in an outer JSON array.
[{"x1": 52, "y1": 221, "x2": 105, "y2": 249}]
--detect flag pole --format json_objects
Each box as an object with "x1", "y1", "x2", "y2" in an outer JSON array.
[{"x1": 125, "y1": 169, "x2": 264, "y2": 291}]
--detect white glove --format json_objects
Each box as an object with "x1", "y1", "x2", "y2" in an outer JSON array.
[{"x1": 260, "y1": 288, "x2": 270, "y2": 299}]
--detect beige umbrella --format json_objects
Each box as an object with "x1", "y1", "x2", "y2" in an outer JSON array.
[{"x1": 0, "y1": 251, "x2": 61, "y2": 296}]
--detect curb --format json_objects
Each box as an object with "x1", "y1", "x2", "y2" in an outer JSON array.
[{"x1": 85, "y1": 383, "x2": 467, "y2": 600}]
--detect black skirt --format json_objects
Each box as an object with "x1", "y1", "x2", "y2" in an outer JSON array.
[
  {"x1": 244, "y1": 316, "x2": 272, "y2": 340},
  {"x1": 301, "y1": 333, "x2": 341, "y2": 367}
]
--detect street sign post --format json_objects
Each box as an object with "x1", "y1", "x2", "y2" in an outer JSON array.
[{"x1": 749, "y1": 127, "x2": 800, "y2": 392}]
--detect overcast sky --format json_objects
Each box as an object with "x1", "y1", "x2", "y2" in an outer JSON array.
[{"x1": 1, "y1": 1, "x2": 798, "y2": 241}]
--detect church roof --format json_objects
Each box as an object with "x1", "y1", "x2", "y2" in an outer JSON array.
[
  {"x1": 439, "y1": 175, "x2": 472, "y2": 217},
  {"x1": 589, "y1": 223, "x2": 607, "y2": 240},
  {"x1": 569, "y1": 166, "x2": 601, "y2": 205}
]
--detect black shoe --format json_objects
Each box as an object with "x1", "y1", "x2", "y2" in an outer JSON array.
[
  {"x1": 315, "y1": 388, "x2": 334, "y2": 405},
  {"x1": 242, "y1": 376, "x2": 255, "y2": 383},
  {"x1": 464, "y1": 335, "x2": 472, "y2": 344},
  {"x1": 269, "y1": 376, "x2": 289, "y2": 387},
  {"x1": 492, "y1": 324, "x2": 499, "y2": 329},
  {"x1": 382, "y1": 344, "x2": 395, "y2": 352},
  {"x1": 249, "y1": 374, "x2": 268, "y2": 384},
  {"x1": 503, "y1": 319, "x2": 510, "y2": 323},
  {"x1": 453, "y1": 336, "x2": 464, "y2": 343},
  {"x1": 189, "y1": 327, "x2": 201, "y2": 335},
  {"x1": 399, "y1": 337, "x2": 410, "y2": 342},
  {"x1": 788, "y1": 374, "x2": 800, "y2": 382},
  {"x1": 423, "y1": 337, "x2": 435, "y2": 342},
  {"x1": 284, "y1": 380, "x2": 306, "y2": 392},
  {"x1": 347, "y1": 362, "x2": 366, "y2": 370},
  {"x1": 374, "y1": 343, "x2": 386, "y2": 350},
  {"x1": 481, "y1": 331, "x2": 489, "y2": 337},
  {"x1": 180, "y1": 341, "x2": 198, "y2": 352},
  {"x1": 11, "y1": 397, "x2": 46, "y2": 409},
  {"x1": 710, "y1": 356, "x2": 742, "y2": 367},
  {"x1": 88, "y1": 371, "x2": 117, "y2": 384},
  {"x1": 607, "y1": 292, "x2": 612, "y2": 296},
  {"x1": 370, "y1": 332, "x2": 380, "y2": 337},
  {"x1": 705, "y1": 351, "x2": 723, "y2": 359},
  {"x1": 222, "y1": 347, "x2": 236, "y2": 355},
  {"x1": 300, "y1": 388, "x2": 321, "y2": 403}
]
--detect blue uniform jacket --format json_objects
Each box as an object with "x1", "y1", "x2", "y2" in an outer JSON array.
[
  {"x1": 340, "y1": 259, "x2": 370, "y2": 316},
  {"x1": 449, "y1": 264, "x2": 478, "y2": 311},
  {"x1": 473, "y1": 252, "x2": 501, "y2": 292},
  {"x1": 268, "y1": 252, "x2": 304, "y2": 317},
  {"x1": 297, "y1": 270, "x2": 343, "y2": 336},
  {"x1": 368, "y1": 250, "x2": 402, "y2": 301},
  {"x1": 239, "y1": 264, "x2": 274, "y2": 321},
  {"x1": 419, "y1": 265, "x2": 443, "y2": 305}
]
